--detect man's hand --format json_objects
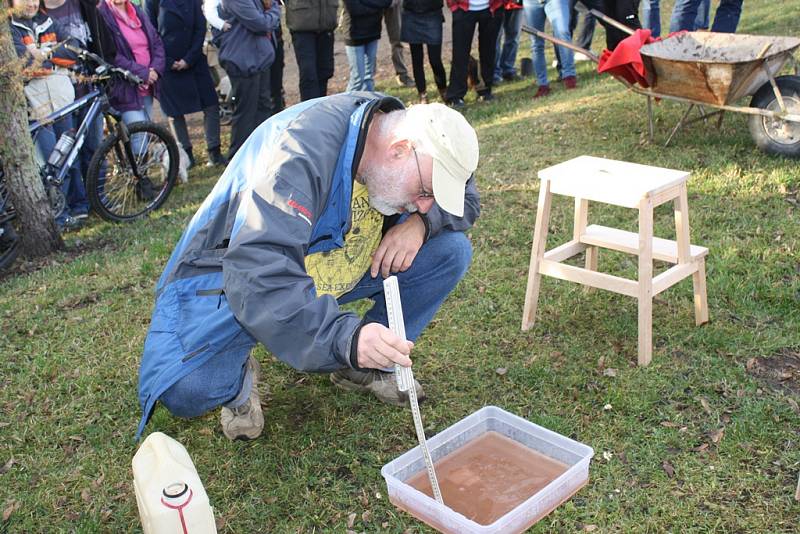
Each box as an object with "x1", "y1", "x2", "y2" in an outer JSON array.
[
  {"x1": 356, "y1": 323, "x2": 413, "y2": 369},
  {"x1": 370, "y1": 213, "x2": 425, "y2": 278},
  {"x1": 148, "y1": 68, "x2": 159, "y2": 84},
  {"x1": 222, "y1": 21, "x2": 232, "y2": 31},
  {"x1": 172, "y1": 59, "x2": 189, "y2": 70}
]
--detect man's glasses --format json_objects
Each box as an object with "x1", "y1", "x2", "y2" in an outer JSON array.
[{"x1": 413, "y1": 148, "x2": 434, "y2": 199}]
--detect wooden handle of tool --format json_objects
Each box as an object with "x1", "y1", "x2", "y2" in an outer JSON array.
[
  {"x1": 589, "y1": 9, "x2": 636, "y2": 36},
  {"x1": 756, "y1": 42, "x2": 773, "y2": 59},
  {"x1": 521, "y1": 25, "x2": 600, "y2": 63}
]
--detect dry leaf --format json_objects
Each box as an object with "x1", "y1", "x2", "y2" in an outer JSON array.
[
  {"x1": 788, "y1": 398, "x2": 799, "y2": 413},
  {"x1": 660, "y1": 421, "x2": 679, "y2": 428},
  {"x1": 710, "y1": 428, "x2": 725, "y2": 444},
  {"x1": 81, "y1": 488, "x2": 91, "y2": 503},
  {"x1": 346, "y1": 513, "x2": 356, "y2": 528},
  {"x1": 0, "y1": 457, "x2": 13, "y2": 475},
  {"x1": 3, "y1": 500, "x2": 20, "y2": 522},
  {"x1": 92, "y1": 474, "x2": 105, "y2": 489},
  {"x1": 215, "y1": 516, "x2": 227, "y2": 530},
  {"x1": 698, "y1": 397, "x2": 712, "y2": 415},
  {"x1": 597, "y1": 356, "x2": 605, "y2": 370},
  {"x1": 603, "y1": 404, "x2": 613, "y2": 411},
  {"x1": 495, "y1": 367, "x2": 508, "y2": 376},
  {"x1": 361, "y1": 511, "x2": 372, "y2": 522},
  {"x1": 746, "y1": 358, "x2": 756, "y2": 371},
  {"x1": 582, "y1": 525, "x2": 598, "y2": 532},
  {"x1": 603, "y1": 368, "x2": 618, "y2": 377},
  {"x1": 662, "y1": 461, "x2": 675, "y2": 478},
  {"x1": 693, "y1": 443, "x2": 709, "y2": 452}
]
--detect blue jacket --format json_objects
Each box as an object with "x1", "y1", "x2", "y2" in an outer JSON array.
[{"x1": 136, "y1": 93, "x2": 481, "y2": 439}]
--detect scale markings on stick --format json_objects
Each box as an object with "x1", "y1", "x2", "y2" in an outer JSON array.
[{"x1": 383, "y1": 276, "x2": 444, "y2": 505}]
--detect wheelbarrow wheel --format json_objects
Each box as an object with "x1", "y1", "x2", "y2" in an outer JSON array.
[{"x1": 748, "y1": 75, "x2": 800, "y2": 157}]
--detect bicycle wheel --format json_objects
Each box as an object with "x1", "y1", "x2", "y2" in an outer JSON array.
[{"x1": 86, "y1": 121, "x2": 179, "y2": 222}]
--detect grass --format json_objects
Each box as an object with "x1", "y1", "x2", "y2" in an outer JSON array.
[{"x1": 2, "y1": 0, "x2": 800, "y2": 531}]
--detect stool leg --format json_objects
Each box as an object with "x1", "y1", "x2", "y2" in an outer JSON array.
[
  {"x1": 693, "y1": 258, "x2": 709, "y2": 325},
  {"x1": 638, "y1": 197, "x2": 654, "y2": 366},
  {"x1": 522, "y1": 179, "x2": 553, "y2": 331},
  {"x1": 574, "y1": 197, "x2": 598, "y2": 280}
]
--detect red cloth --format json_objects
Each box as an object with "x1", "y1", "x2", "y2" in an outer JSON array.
[{"x1": 597, "y1": 28, "x2": 655, "y2": 87}]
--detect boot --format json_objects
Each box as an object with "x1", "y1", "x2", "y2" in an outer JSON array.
[
  {"x1": 437, "y1": 86, "x2": 447, "y2": 102},
  {"x1": 418, "y1": 92, "x2": 428, "y2": 104},
  {"x1": 206, "y1": 145, "x2": 228, "y2": 167},
  {"x1": 185, "y1": 146, "x2": 196, "y2": 170}
]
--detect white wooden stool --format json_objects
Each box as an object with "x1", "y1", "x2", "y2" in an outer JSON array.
[{"x1": 521, "y1": 156, "x2": 709, "y2": 366}]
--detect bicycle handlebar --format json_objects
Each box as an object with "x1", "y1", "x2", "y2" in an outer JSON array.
[{"x1": 63, "y1": 43, "x2": 144, "y2": 86}]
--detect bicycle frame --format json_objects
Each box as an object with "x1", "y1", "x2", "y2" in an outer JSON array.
[{"x1": 28, "y1": 88, "x2": 108, "y2": 187}]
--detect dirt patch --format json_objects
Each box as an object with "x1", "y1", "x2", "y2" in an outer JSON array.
[{"x1": 746, "y1": 349, "x2": 800, "y2": 396}]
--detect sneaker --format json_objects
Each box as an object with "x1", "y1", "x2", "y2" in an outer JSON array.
[
  {"x1": 71, "y1": 212, "x2": 89, "y2": 221},
  {"x1": 57, "y1": 215, "x2": 83, "y2": 233},
  {"x1": 563, "y1": 76, "x2": 578, "y2": 89},
  {"x1": 220, "y1": 356, "x2": 265, "y2": 440},
  {"x1": 447, "y1": 98, "x2": 465, "y2": 109},
  {"x1": 533, "y1": 85, "x2": 552, "y2": 98},
  {"x1": 396, "y1": 75, "x2": 415, "y2": 88},
  {"x1": 478, "y1": 92, "x2": 496, "y2": 102},
  {"x1": 330, "y1": 368, "x2": 425, "y2": 407},
  {"x1": 574, "y1": 52, "x2": 591, "y2": 62}
]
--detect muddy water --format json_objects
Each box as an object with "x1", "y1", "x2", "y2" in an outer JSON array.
[{"x1": 406, "y1": 431, "x2": 568, "y2": 526}]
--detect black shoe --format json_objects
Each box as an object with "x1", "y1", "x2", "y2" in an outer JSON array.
[
  {"x1": 502, "y1": 72, "x2": 522, "y2": 82},
  {"x1": 206, "y1": 146, "x2": 228, "y2": 167},
  {"x1": 396, "y1": 75, "x2": 415, "y2": 88},
  {"x1": 478, "y1": 92, "x2": 496, "y2": 102},
  {"x1": 135, "y1": 177, "x2": 157, "y2": 201},
  {"x1": 447, "y1": 98, "x2": 465, "y2": 109}
]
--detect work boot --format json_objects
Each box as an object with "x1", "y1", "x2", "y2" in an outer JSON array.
[
  {"x1": 206, "y1": 146, "x2": 228, "y2": 167},
  {"x1": 396, "y1": 74, "x2": 415, "y2": 88},
  {"x1": 330, "y1": 368, "x2": 425, "y2": 407},
  {"x1": 220, "y1": 356, "x2": 265, "y2": 440}
]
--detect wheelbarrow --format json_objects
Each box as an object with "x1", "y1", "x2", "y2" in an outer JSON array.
[{"x1": 522, "y1": 10, "x2": 800, "y2": 157}]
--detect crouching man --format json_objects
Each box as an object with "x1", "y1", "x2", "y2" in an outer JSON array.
[{"x1": 135, "y1": 93, "x2": 480, "y2": 441}]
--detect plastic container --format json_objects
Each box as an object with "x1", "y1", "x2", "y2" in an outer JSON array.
[
  {"x1": 132, "y1": 432, "x2": 217, "y2": 534},
  {"x1": 381, "y1": 406, "x2": 594, "y2": 534}
]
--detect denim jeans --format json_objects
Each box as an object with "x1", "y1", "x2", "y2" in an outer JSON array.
[
  {"x1": 159, "y1": 229, "x2": 473, "y2": 416},
  {"x1": 494, "y1": 7, "x2": 523, "y2": 80},
  {"x1": 345, "y1": 40, "x2": 379, "y2": 92},
  {"x1": 670, "y1": 0, "x2": 741, "y2": 33},
  {"x1": 694, "y1": 0, "x2": 710, "y2": 29},
  {"x1": 120, "y1": 96, "x2": 154, "y2": 156},
  {"x1": 641, "y1": 0, "x2": 660, "y2": 37},
  {"x1": 523, "y1": 0, "x2": 575, "y2": 86},
  {"x1": 33, "y1": 115, "x2": 90, "y2": 223}
]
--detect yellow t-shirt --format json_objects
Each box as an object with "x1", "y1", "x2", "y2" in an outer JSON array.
[{"x1": 304, "y1": 181, "x2": 384, "y2": 298}]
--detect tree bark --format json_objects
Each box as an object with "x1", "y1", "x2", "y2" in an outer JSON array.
[{"x1": 0, "y1": 19, "x2": 64, "y2": 258}]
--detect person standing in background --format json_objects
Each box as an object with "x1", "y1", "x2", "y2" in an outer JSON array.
[
  {"x1": 285, "y1": 0, "x2": 338, "y2": 101},
  {"x1": 383, "y1": 0, "x2": 415, "y2": 87},
  {"x1": 641, "y1": 0, "x2": 659, "y2": 37},
  {"x1": 401, "y1": 0, "x2": 447, "y2": 102},
  {"x1": 146, "y1": 0, "x2": 226, "y2": 168},
  {"x1": 493, "y1": 0, "x2": 522, "y2": 83},
  {"x1": 523, "y1": 0, "x2": 576, "y2": 98},
  {"x1": 340, "y1": 0, "x2": 392, "y2": 91},
  {"x1": 217, "y1": 0, "x2": 280, "y2": 158},
  {"x1": 671, "y1": 0, "x2": 740, "y2": 33}
]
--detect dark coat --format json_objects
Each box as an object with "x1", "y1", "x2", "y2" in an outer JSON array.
[
  {"x1": 339, "y1": 0, "x2": 392, "y2": 46},
  {"x1": 76, "y1": 0, "x2": 117, "y2": 60},
  {"x1": 99, "y1": 2, "x2": 166, "y2": 112},
  {"x1": 145, "y1": 0, "x2": 218, "y2": 117},
  {"x1": 285, "y1": 0, "x2": 339, "y2": 32}
]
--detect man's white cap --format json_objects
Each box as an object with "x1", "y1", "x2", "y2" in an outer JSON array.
[{"x1": 406, "y1": 104, "x2": 479, "y2": 217}]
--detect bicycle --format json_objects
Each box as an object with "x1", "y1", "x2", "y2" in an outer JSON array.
[{"x1": 30, "y1": 44, "x2": 179, "y2": 222}]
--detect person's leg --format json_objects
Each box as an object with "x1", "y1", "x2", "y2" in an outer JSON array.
[
  {"x1": 427, "y1": 43, "x2": 447, "y2": 96},
  {"x1": 494, "y1": 11, "x2": 506, "y2": 83},
  {"x1": 364, "y1": 39, "x2": 379, "y2": 92},
  {"x1": 669, "y1": 0, "x2": 699, "y2": 33},
  {"x1": 410, "y1": 43, "x2": 427, "y2": 94},
  {"x1": 501, "y1": 8, "x2": 523, "y2": 77},
  {"x1": 641, "y1": 0, "x2": 660, "y2": 37},
  {"x1": 477, "y1": 7, "x2": 502, "y2": 97},
  {"x1": 602, "y1": 0, "x2": 641, "y2": 49},
  {"x1": 384, "y1": 3, "x2": 411, "y2": 84},
  {"x1": 227, "y1": 73, "x2": 259, "y2": 158},
  {"x1": 710, "y1": 0, "x2": 742, "y2": 33},
  {"x1": 317, "y1": 31, "x2": 336, "y2": 97},
  {"x1": 270, "y1": 26, "x2": 286, "y2": 114},
  {"x1": 547, "y1": 0, "x2": 576, "y2": 81},
  {"x1": 169, "y1": 115, "x2": 193, "y2": 163},
  {"x1": 574, "y1": 1, "x2": 596, "y2": 50},
  {"x1": 337, "y1": 230, "x2": 473, "y2": 342},
  {"x1": 345, "y1": 44, "x2": 366, "y2": 91},
  {"x1": 446, "y1": 9, "x2": 476, "y2": 102},
  {"x1": 291, "y1": 31, "x2": 321, "y2": 101},
  {"x1": 52, "y1": 115, "x2": 90, "y2": 218},
  {"x1": 159, "y1": 343, "x2": 255, "y2": 419},
  {"x1": 255, "y1": 68, "x2": 273, "y2": 127},
  {"x1": 202, "y1": 103, "x2": 224, "y2": 164},
  {"x1": 694, "y1": 0, "x2": 710, "y2": 29},
  {"x1": 524, "y1": 0, "x2": 549, "y2": 87}
]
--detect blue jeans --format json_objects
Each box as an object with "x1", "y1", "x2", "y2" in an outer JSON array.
[
  {"x1": 121, "y1": 96, "x2": 154, "y2": 155},
  {"x1": 33, "y1": 116, "x2": 90, "y2": 223},
  {"x1": 670, "y1": 0, "x2": 741, "y2": 33},
  {"x1": 159, "y1": 229, "x2": 473, "y2": 417},
  {"x1": 494, "y1": 8, "x2": 523, "y2": 80},
  {"x1": 345, "y1": 40, "x2": 379, "y2": 92},
  {"x1": 641, "y1": 0, "x2": 660, "y2": 37},
  {"x1": 695, "y1": 0, "x2": 710, "y2": 29},
  {"x1": 523, "y1": 0, "x2": 575, "y2": 86}
]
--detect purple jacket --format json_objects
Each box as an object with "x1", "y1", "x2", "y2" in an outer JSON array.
[{"x1": 99, "y1": 2, "x2": 165, "y2": 112}]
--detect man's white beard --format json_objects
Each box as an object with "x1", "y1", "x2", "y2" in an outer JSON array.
[{"x1": 362, "y1": 164, "x2": 417, "y2": 216}]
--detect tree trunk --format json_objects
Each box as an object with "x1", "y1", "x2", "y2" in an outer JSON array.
[{"x1": 0, "y1": 20, "x2": 64, "y2": 258}]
